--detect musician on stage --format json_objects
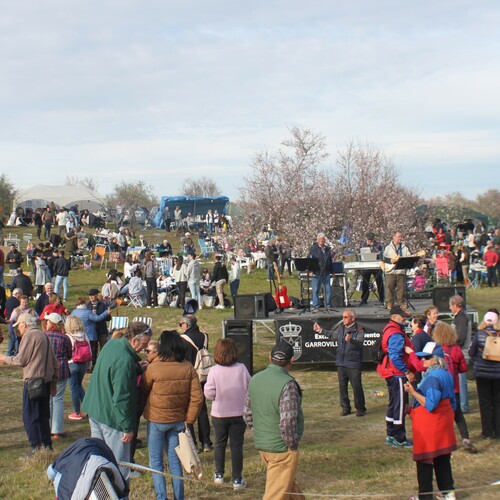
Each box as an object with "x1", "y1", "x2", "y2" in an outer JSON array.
[
  {"x1": 383, "y1": 231, "x2": 411, "y2": 310},
  {"x1": 360, "y1": 232, "x2": 384, "y2": 306},
  {"x1": 308, "y1": 233, "x2": 333, "y2": 310}
]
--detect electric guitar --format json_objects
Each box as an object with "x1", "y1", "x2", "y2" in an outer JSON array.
[
  {"x1": 380, "y1": 250, "x2": 426, "y2": 273},
  {"x1": 273, "y1": 262, "x2": 291, "y2": 309}
]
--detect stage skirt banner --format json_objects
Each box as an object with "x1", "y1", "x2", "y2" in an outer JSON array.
[{"x1": 274, "y1": 316, "x2": 396, "y2": 364}]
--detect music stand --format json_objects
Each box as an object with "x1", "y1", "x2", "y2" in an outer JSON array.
[
  {"x1": 294, "y1": 258, "x2": 319, "y2": 314},
  {"x1": 394, "y1": 256, "x2": 421, "y2": 311}
]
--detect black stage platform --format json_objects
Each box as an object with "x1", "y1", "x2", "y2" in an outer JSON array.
[{"x1": 223, "y1": 298, "x2": 478, "y2": 366}]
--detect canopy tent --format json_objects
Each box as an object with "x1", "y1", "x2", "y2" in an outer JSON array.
[
  {"x1": 14, "y1": 184, "x2": 106, "y2": 213},
  {"x1": 153, "y1": 196, "x2": 229, "y2": 228}
]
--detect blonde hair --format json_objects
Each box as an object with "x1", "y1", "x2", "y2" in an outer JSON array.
[
  {"x1": 65, "y1": 316, "x2": 85, "y2": 335},
  {"x1": 431, "y1": 322, "x2": 457, "y2": 346}
]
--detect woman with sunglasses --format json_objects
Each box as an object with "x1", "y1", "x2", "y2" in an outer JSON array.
[{"x1": 404, "y1": 342, "x2": 457, "y2": 500}]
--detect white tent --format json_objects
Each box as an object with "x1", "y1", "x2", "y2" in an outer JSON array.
[{"x1": 14, "y1": 184, "x2": 106, "y2": 213}]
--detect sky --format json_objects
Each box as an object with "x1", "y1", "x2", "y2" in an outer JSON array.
[{"x1": 1, "y1": 0, "x2": 499, "y2": 202}]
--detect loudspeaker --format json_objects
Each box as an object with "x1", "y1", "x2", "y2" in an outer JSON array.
[
  {"x1": 223, "y1": 319, "x2": 253, "y2": 375},
  {"x1": 234, "y1": 294, "x2": 268, "y2": 319},
  {"x1": 331, "y1": 285, "x2": 344, "y2": 307},
  {"x1": 432, "y1": 286, "x2": 466, "y2": 312}
]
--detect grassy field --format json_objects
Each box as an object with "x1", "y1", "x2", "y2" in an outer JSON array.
[{"x1": 1, "y1": 226, "x2": 499, "y2": 499}]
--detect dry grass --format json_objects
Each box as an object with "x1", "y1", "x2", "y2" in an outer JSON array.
[{"x1": 0, "y1": 226, "x2": 499, "y2": 498}]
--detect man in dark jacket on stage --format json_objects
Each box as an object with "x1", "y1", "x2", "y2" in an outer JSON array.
[
  {"x1": 308, "y1": 233, "x2": 333, "y2": 310},
  {"x1": 314, "y1": 309, "x2": 366, "y2": 416}
]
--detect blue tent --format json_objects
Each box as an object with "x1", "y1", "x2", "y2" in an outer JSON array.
[{"x1": 153, "y1": 196, "x2": 230, "y2": 228}]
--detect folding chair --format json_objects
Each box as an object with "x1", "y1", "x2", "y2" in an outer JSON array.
[
  {"x1": 132, "y1": 316, "x2": 153, "y2": 328},
  {"x1": 127, "y1": 294, "x2": 143, "y2": 308},
  {"x1": 108, "y1": 316, "x2": 129, "y2": 332},
  {"x1": 94, "y1": 244, "x2": 108, "y2": 269}
]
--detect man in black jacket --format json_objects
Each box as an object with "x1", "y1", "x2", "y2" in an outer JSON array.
[
  {"x1": 6, "y1": 244, "x2": 23, "y2": 271},
  {"x1": 212, "y1": 254, "x2": 229, "y2": 309},
  {"x1": 53, "y1": 250, "x2": 71, "y2": 301},
  {"x1": 179, "y1": 314, "x2": 213, "y2": 451},
  {"x1": 10, "y1": 269, "x2": 34, "y2": 297},
  {"x1": 314, "y1": 309, "x2": 366, "y2": 416},
  {"x1": 35, "y1": 282, "x2": 54, "y2": 316},
  {"x1": 308, "y1": 233, "x2": 333, "y2": 310},
  {"x1": 450, "y1": 294, "x2": 471, "y2": 413}
]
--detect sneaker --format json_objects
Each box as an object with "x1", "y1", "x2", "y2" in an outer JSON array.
[
  {"x1": 203, "y1": 444, "x2": 213, "y2": 452},
  {"x1": 394, "y1": 439, "x2": 413, "y2": 448},
  {"x1": 462, "y1": 439, "x2": 478, "y2": 453},
  {"x1": 340, "y1": 409, "x2": 351, "y2": 416},
  {"x1": 233, "y1": 479, "x2": 247, "y2": 489},
  {"x1": 51, "y1": 433, "x2": 64, "y2": 439},
  {"x1": 213, "y1": 473, "x2": 224, "y2": 485},
  {"x1": 356, "y1": 410, "x2": 366, "y2": 417},
  {"x1": 19, "y1": 447, "x2": 39, "y2": 460},
  {"x1": 68, "y1": 413, "x2": 83, "y2": 420},
  {"x1": 215, "y1": 304, "x2": 224, "y2": 309},
  {"x1": 385, "y1": 436, "x2": 397, "y2": 446}
]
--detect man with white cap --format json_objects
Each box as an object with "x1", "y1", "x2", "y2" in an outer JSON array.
[{"x1": 0, "y1": 313, "x2": 58, "y2": 458}]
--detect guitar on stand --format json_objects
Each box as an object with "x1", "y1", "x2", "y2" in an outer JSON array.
[{"x1": 272, "y1": 262, "x2": 291, "y2": 311}]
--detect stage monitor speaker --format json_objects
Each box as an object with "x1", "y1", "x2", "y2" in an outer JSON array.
[
  {"x1": 234, "y1": 294, "x2": 268, "y2": 319},
  {"x1": 331, "y1": 285, "x2": 344, "y2": 307},
  {"x1": 223, "y1": 319, "x2": 253, "y2": 375},
  {"x1": 432, "y1": 286, "x2": 466, "y2": 312}
]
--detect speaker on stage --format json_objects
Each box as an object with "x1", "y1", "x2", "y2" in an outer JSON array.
[
  {"x1": 223, "y1": 319, "x2": 253, "y2": 375},
  {"x1": 234, "y1": 294, "x2": 270, "y2": 319},
  {"x1": 331, "y1": 285, "x2": 344, "y2": 307},
  {"x1": 432, "y1": 286, "x2": 466, "y2": 312}
]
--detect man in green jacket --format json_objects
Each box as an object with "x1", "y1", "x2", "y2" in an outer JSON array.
[
  {"x1": 82, "y1": 327, "x2": 149, "y2": 482},
  {"x1": 243, "y1": 341, "x2": 304, "y2": 499}
]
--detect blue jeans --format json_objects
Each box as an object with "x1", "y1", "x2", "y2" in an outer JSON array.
[
  {"x1": 459, "y1": 372, "x2": 469, "y2": 413},
  {"x1": 50, "y1": 379, "x2": 67, "y2": 434},
  {"x1": 230, "y1": 279, "x2": 240, "y2": 298},
  {"x1": 54, "y1": 275, "x2": 68, "y2": 300},
  {"x1": 312, "y1": 273, "x2": 331, "y2": 308},
  {"x1": 7, "y1": 323, "x2": 20, "y2": 356},
  {"x1": 147, "y1": 420, "x2": 185, "y2": 500},
  {"x1": 69, "y1": 362, "x2": 87, "y2": 414},
  {"x1": 188, "y1": 279, "x2": 201, "y2": 306},
  {"x1": 89, "y1": 417, "x2": 131, "y2": 482}
]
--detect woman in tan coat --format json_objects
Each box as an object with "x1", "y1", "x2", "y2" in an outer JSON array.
[{"x1": 142, "y1": 330, "x2": 202, "y2": 500}]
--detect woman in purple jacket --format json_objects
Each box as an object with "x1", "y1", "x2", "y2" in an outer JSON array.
[{"x1": 204, "y1": 338, "x2": 250, "y2": 490}]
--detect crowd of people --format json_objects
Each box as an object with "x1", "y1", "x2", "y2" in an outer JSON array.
[{"x1": 0, "y1": 214, "x2": 499, "y2": 499}]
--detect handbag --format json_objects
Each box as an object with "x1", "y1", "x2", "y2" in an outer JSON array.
[
  {"x1": 27, "y1": 335, "x2": 51, "y2": 400},
  {"x1": 483, "y1": 335, "x2": 500, "y2": 362},
  {"x1": 175, "y1": 425, "x2": 202, "y2": 479},
  {"x1": 26, "y1": 378, "x2": 47, "y2": 400}
]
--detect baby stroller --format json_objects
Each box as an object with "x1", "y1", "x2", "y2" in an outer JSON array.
[{"x1": 47, "y1": 437, "x2": 129, "y2": 500}]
